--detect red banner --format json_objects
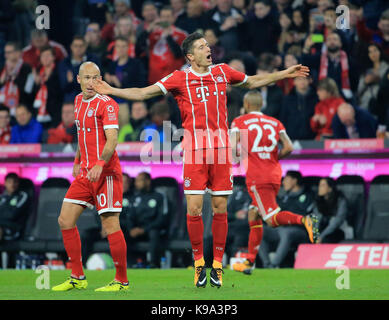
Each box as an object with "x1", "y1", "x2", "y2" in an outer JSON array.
[
  {"x1": 324, "y1": 139, "x2": 384, "y2": 150},
  {"x1": 294, "y1": 244, "x2": 389, "y2": 269}
]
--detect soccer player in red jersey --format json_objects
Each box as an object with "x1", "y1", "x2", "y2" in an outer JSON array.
[
  {"x1": 52, "y1": 62, "x2": 129, "y2": 292},
  {"x1": 93, "y1": 32, "x2": 309, "y2": 287},
  {"x1": 230, "y1": 89, "x2": 320, "y2": 275}
]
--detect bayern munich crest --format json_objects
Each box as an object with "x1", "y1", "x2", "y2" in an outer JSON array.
[
  {"x1": 184, "y1": 177, "x2": 191, "y2": 188},
  {"x1": 87, "y1": 108, "x2": 94, "y2": 117}
]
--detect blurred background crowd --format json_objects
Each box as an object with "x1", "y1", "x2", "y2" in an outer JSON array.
[{"x1": 1, "y1": 0, "x2": 389, "y2": 145}]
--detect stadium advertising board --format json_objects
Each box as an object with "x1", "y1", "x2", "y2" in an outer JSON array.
[{"x1": 294, "y1": 244, "x2": 389, "y2": 269}]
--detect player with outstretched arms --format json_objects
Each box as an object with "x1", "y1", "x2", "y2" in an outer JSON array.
[
  {"x1": 230, "y1": 89, "x2": 320, "y2": 275},
  {"x1": 52, "y1": 62, "x2": 129, "y2": 292},
  {"x1": 93, "y1": 32, "x2": 309, "y2": 288}
]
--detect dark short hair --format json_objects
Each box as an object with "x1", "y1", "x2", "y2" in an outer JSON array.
[
  {"x1": 182, "y1": 32, "x2": 204, "y2": 58},
  {"x1": 0, "y1": 104, "x2": 10, "y2": 114},
  {"x1": 138, "y1": 171, "x2": 151, "y2": 181},
  {"x1": 5, "y1": 41, "x2": 21, "y2": 51},
  {"x1": 5, "y1": 172, "x2": 19, "y2": 181},
  {"x1": 285, "y1": 170, "x2": 303, "y2": 186},
  {"x1": 40, "y1": 45, "x2": 55, "y2": 56},
  {"x1": 72, "y1": 35, "x2": 86, "y2": 44},
  {"x1": 115, "y1": 35, "x2": 129, "y2": 43}
]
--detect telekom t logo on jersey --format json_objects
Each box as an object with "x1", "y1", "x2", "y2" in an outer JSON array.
[{"x1": 196, "y1": 86, "x2": 210, "y2": 102}]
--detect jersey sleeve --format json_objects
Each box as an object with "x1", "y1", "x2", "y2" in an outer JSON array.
[
  {"x1": 101, "y1": 99, "x2": 120, "y2": 130},
  {"x1": 154, "y1": 70, "x2": 181, "y2": 96},
  {"x1": 221, "y1": 63, "x2": 248, "y2": 86},
  {"x1": 278, "y1": 119, "x2": 286, "y2": 134},
  {"x1": 230, "y1": 119, "x2": 241, "y2": 134}
]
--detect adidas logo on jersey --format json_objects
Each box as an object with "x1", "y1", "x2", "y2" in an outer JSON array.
[{"x1": 114, "y1": 201, "x2": 121, "y2": 206}]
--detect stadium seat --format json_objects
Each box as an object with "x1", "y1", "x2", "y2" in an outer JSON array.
[
  {"x1": 32, "y1": 178, "x2": 70, "y2": 242},
  {"x1": 302, "y1": 176, "x2": 322, "y2": 195},
  {"x1": 18, "y1": 178, "x2": 37, "y2": 240},
  {"x1": 363, "y1": 175, "x2": 389, "y2": 241},
  {"x1": 336, "y1": 175, "x2": 366, "y2": 239},
  {"x1": 152, "y1": 177, "x2": 182, "y2": 239},
  {"x1": 76, "y1": 207, "x2": 99, "y2": 233}
]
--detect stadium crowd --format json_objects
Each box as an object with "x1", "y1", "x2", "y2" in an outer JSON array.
[{"x1": 1, "y1": 0, "x2": 389, "y2": 144}]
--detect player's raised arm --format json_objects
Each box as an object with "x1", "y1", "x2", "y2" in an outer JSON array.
[
  {"x1": 278, "y1": 131, "x2": 294, "y2": 160},
  {"x1": 242, "y1": 64, "x2": 310, "y2": 89},
  {"x1": 93, "y1": 79, "x2": 163, "y2": 101}
]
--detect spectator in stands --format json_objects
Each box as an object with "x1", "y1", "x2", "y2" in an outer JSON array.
[
  {"x1": 357, "y1": 44, "x2": 389, "y2": 112},
  {"x1": 0, "y1": 172, "x2": 30, "y2": 242},
  {"x1": 58, "y1": 36, "x2": 100, "y2": 103},
  {"x1": 0, "y1": 42, "x2": 34, "y2": 116},
  {"x1": 137, "y1": 6, "x2": 187, "y2": 85},
  {"x1": 226, "y1": 59, "x2": 248, "y2": 124},
  {"x1": 142, "y1": 100, "x2": 178, "y2": 143},
  {"x1": 22, "y1": 29, "x2": 68, "y2": 70},
  {"x1": 225, "y1": 184, "x2": 251, "y2": 259},
  {"x1": 280, "y1": 76, "x2": 318, "y2": 140},
  {"x1": 204, "y1": 28, "x2": 225, "y2": 64},
  {"x1": 205, "y1": 0, "x2": 244, "y2": 51},
  {"x1": 118, "y1": 101, "x2": 151, "y2": 142},
  {"x1": 277, "y1": 53, "x2": 297, "y2": 95},
  {"x1": 10, "y1": 104, "x2": 42, "y2": 143},
  {"x1": 356, "y1": 8, "x2": 389, "y2": 58},
  {"x1": 136, "y1": 1, "x2": 159, "y2": 39},
  {"x1": 45, "y1": 102, "x2": 77, "y2": 144},
  {"x1": 175, "y1": 0, "x2": 208, "y2": 34},
  {"x1": 257, "y1": 63, "x2": 284, "y2": 120},
  {"x1": 84, "y1": 22, "x2": 108, "y2": 63},
  {"x1": 376, "y1": 67, "x2": 389, "y2": 138},
  {"x1": 0, "y1": 104, "x2": 11, "y2": 144},
  {"x1": 32, "y1": 46, "x2": 63, "y2": 128},
  {"x1": 101, "y1": 0, "x2": 141, "y2": 44},
  {"x1": 278, "y1": 12, "x2": 293, "y2": 54},
  {"x1": 331, "y1": 103, "x2": 378, "y2": 139},
  {"x1": 106, "y1": 16, "x2": 137, "y2": 64},
  {"x1": 302, "y1": 32, "x2": 358, "y2": 100},
  {"x1": 123, "y1": 172, "x2": 168, "y2": 268},
  {"x1": 313, "y1": 177, "x2": 348, "y2": 243},
  {"x1": 310, "y1": 78, "x2": 345, "y2": 140},
  {"x1": 105, "y1": 36, "x2": 147, "y2": 128},
  {"x1": 244, "y1": 0, "x2": 281, "y2": 56},
  {"x1": 171, "y1": 0, "x2": 186, "y2": 22},
  {"x1": 259, "y1": 171, "x2": 314, "y2": 268}
]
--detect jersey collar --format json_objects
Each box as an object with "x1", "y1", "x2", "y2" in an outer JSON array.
[
  {"x1": 189, "y1": 66, "x2": 211, "y2": 77},
  {"x1": 82, "y1": 93, "x2": 98, "y2": 103},
  {"x1": 249, "y1": 111, "x2": 263, "y2": 115}
]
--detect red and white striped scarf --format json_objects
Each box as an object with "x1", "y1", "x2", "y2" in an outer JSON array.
[
  {"x1": 33, "y1": 64, "x2": 54, "y2": 123},
  {"x1": 319, "y1": 47, "x2": 353, "y2": 99},
  {"x1": 0, "y1": 59, "x2": 23, "y2": 116}
]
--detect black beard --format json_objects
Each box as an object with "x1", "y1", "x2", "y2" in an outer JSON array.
[{"x1": 327, "y1": 46, "x2": 340, "y2": 53}]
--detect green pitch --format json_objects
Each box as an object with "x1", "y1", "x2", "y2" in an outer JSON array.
[{"x1": 0, "y1": 268, "x2": 388, "y2": 300}]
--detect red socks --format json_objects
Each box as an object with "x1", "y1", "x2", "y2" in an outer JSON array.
[
  {"x1": 248, "y1": 219, "x2": 263, "y2": 263},
  {"x1": 62, "y1": 227, "x2": 84, "y2": 279},
  {"x1": 212, "y1": 212, "x2": 228, "y2": 263},
  {"x1": 107, "y1": 230, "x2": 128, "y2": 284},
  {"x1": 187, "y1": 214, "x2": 204, "y2": 261},
  {"x1": 271, "y1": 211, "x2": 303, "y2": 227}
]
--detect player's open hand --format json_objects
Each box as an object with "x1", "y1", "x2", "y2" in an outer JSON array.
[
  {"x1": 284, "y1": 64, "x2": 310, "y2": 79},
  {"x1": 87, "y1": 164, "x2": 103, "y2": 182},
  {"x1": 92, "y1": 79, "x2": 113, "y2": 95}
]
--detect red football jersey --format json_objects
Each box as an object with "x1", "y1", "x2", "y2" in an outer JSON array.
[
  {"x1": 74, "y1": 93, "x2": 121, "y2": 175},
  {"x1": 155, "y1": 63, "x2": 247, "y2": 150},
  {"x1": 231, "y1": 111, "x2": 286, "y2": 185}
]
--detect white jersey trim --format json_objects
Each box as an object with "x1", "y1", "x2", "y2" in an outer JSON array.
[{"x1": 155, "y1": 82, "x2": 168, "y2": 95}]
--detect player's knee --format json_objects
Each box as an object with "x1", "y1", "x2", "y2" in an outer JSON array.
[
  {"x1": 187, "y1": 205, "x2": 202, "y2": 216},
  {"x1": 58, "y1": 215, "x2": 74, "y2": 230}
]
